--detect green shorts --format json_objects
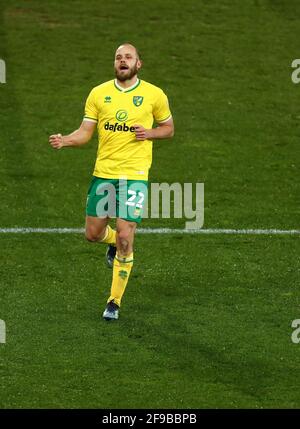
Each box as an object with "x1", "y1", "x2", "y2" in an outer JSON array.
[{"x1": 86, "y1": 176, "x2": 148, "y2": 223}]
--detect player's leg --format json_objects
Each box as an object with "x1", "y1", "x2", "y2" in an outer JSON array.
[
  {"x1": 85, "y1": 215, "x2": 109, "y2": 241},
  {"x1": 103, "y1": 179, "x2": 147, "y2": 320},
  {"x1": 85, "y1": 216, "x2": 117, "y2": 265},
  {"x1": 103, "y1": 218, "x2": 136, "y2": 321},
  {"x1": 116, "y1": 217, "x2": 136, "y2": 256}
]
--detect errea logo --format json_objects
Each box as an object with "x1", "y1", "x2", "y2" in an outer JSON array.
[{"x1": 104, "y1": 96, "x2": 111, "y2": 103}]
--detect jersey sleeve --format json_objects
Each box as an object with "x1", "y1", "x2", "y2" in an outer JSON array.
[
  {"x1": 152, "y1": 90, "x2": 172, "y2": 123},
  {"x1": 84, "y1": 88, "x2": 99, "y2": 122}
]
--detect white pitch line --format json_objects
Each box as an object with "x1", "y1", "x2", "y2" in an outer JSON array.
[
  {"x1": 139, "y1": 228, "x2": 300, "y2": 235},
  {"x1": 0, "y1": 227, "x2": 299, "y2": 235}
]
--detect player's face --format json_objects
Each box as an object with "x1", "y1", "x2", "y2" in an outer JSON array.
[{"x1": 114, "y1": 45, "x2": 141, "y2": 81}]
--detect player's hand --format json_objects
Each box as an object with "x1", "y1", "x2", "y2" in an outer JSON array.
[
  {"x1": 49, "y1": 133, "x2": 64, "y2": 149},
  {"x1": 133, "y1": 125, "x2": 152, "y2": 141}
]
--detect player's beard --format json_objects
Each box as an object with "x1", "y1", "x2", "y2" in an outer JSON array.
[{"x1": 115, "y1": 61, "x2": 139, "y2": 82}]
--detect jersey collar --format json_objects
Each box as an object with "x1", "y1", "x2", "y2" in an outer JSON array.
[{"x1": 114, "y1": 78, "x2": 141, "y2": 93}]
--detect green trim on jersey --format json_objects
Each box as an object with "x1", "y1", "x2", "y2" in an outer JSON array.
[
  {"x1": 84, "y1": 116, "x2": 98, "y2": 121},
  {"x1": 114, "y1": 78, "x2": 141, "y2": 93},
  {"x1": 157, "y1": 115, "x2": 172, "y2": 123},
  {"x1": 124, "y1": 80, "x2": 141, "y2": 93}
]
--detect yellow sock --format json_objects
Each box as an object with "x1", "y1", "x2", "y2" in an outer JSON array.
[
  {"x1": 101, "y1": 225, "x2": 116, "y2": 245},
  {"x1": 107, "y1": 252, "x2": 133, "y2": 307}
]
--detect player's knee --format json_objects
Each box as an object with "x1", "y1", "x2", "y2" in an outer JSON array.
[
  {"x1": 117, "y1": 228, "x2": 134, "y2": 244},
  {"x1": 85, "y1": 230, "x2": 97, "y2": 242},
  {"x1": 85, "y1": 227, "x2": 105, "y2": 242}
]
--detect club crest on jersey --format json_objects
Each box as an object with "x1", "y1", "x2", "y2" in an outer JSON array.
[{"x1": 133, "y1": 96, "x2": 144, "y2": 107}]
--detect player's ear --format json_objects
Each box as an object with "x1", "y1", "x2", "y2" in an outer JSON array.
[{"x1": 137, "y1": 59, "x2": 142, "y2": 71}]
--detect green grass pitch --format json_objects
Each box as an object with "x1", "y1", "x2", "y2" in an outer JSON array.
[{"x1": 1, "y1": 0, "x2": 300, "y2": 408}]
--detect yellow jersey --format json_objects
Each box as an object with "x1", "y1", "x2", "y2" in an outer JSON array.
[{"x1": 84, "y1": 78, "x2": 172, "y2": 180}]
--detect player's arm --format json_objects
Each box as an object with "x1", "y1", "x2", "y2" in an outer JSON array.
[
  {"x1": 49, "y1": 119, "x2": 96, "y2": 150},
  {"x1": 134, "y1": 117, "x2": 174, "y2": 141}
]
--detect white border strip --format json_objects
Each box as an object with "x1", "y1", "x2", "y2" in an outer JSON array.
[
  {"x1": 0, "y1": 228, "x2": 299, "y2": 235},
  {"x1": 83, "y1": 117, "x2": 98, "y2": 123},
  {"x1": 157, "y1": 115, "x2": 172, "y2": 124}
]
